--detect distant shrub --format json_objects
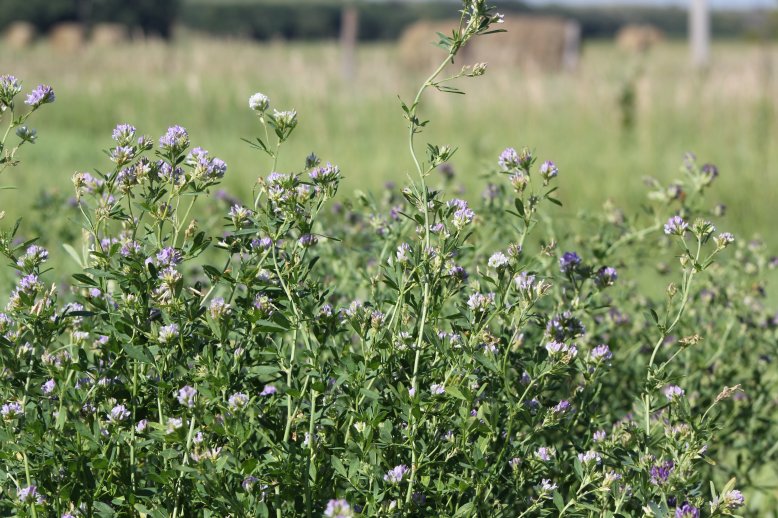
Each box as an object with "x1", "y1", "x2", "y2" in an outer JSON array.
[{"x1": 1, "y1": 1, "x2": 776, "y2": 517}]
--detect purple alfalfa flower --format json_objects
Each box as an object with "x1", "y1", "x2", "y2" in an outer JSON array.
[
  {"x1": 112, "y1": 123, "x2": 136, "y2": 145},
  {"x1": 251, "y1": 236, "x2": 274, "y2": 251},
  {"x1": 446, "y1": 198, "x2": 468, "y2": 210},
  {"x1": 158, "y1": 125, "x2": 189, "y2": 155},
  {"x1": 158, "y1": 323, "x2": 179, "y2": 344},
  {"x1": 467, "y1": 291, "x2": 495, "y2": 313},
  {"x1": 370, "y1": 310, "x2": 385, "y2": 329},
  {"x1": 253, "y1": 293, "x2": 274, "y2": 318},
  {"x1": 452, "y1": 207, "x2": 475, "y2": 230},
  {"x1": 721, "y1": 489, "x2": 745, "y2": 510},
  {"x1": 538, "y1": 160, "x2": 558, "y2": 183},
  {"x1": 226, "y1": 205, "x2": 251, "y2": 230},
  {"x1": 166, "y1": 417, "x2": 183, "y2": 434},
  {"x1": 17, "y1": 245, "x2": 48, "y2": 269},
  {"x1": 108, "y1": 404, "x2": 130, "y2": 423},
  {"x1": 498, "y1": 147, "x2": 520, "y2": 171},
  {"x1": 559, "y1": 251, "x2": 582, "y2": 275},
  {"x1": 17, "y1": 485, "x2": 41, "y2": 504},
  {"x1": 242, "y1": 475, "x2": 259, "y2": 492},
  {"x1": 1, "y1": 401, "x2": 23, "y2": 418},
  {"x1": 228, "y1": 392, "x2": 249, "y2": 411},
  {"x1": 483, "y1": 342, "x2": 499, "y2": 354},
  {"x1": 595, "y1": 266, "x2": 617, "y2": 288},
  {"x1": 546, "y1": 311, "x2": 586, "y2": 341},
  {"x1": 514, "y1": 271, "x2": 536, "y2": 292},
  {"x1": 208, "y1": 157, "x2": 227, "y2": 179},
  {"x1": 430, "y1": 384, "x2": 445, "y2": 395},
  {"x1": 156, "y1": 247, "x2": 182, "y2": 267},
  {"x1": 428, "y1": 222, "x2": 445, "y2": 234},
  {"x1": 156, "y1": 161, "x2": 184, "y2": 184},
  {"x1": 136, "y1": 419, "x2": 148, "y2": 433},
  {"x1": 552, "y1": 400, "x2": 571, "y2": 414},
  {"x1": 260, "y1": 385, "x2": 277, "y2": 396},
  {"x1": 298, "y1": 234, "x2": 318, "y2": 248},
  {"x1": 396, "y1": 242, "x2": 411, "y2": 264},
  {"x1": 448, "y1": 264, "x2": 467, "y2": 281},
  {"x1": 714, "y1": 232, "x2": 735, "y2": 249},
  {"x1": 120, "y1": 240, "x2": 142, "y2": 258},
  {"x1": 24, "y1": 84, "x2": 55, "y2": 107},
  {"x1": 545, "y1": 340, "x2": 567, "y2": 356},
  {"x1": 383, "y1": 464, "x2": 409, "y2": 484},
  {"x1": 41, "y1": 379, "x2": 55, "y2": 395},
  {"x1": 187, "y1": 146, "x2": 208, "y2": 163},
  {"x1": 664, "y1": 385, "x2": 685, "y2": 401},
  {"x1": 664, "y1": 215, "x2": 689, "y2": 236},
  {"x1": 324, "y1": 499, "x2": 354, "y2": 518},
  {"x1": 593, "y1": 429, "x2": 606, "y2": 442},
  {"x1": 534, "y1": 446, "x2": 555, "y2": 462},
  {"x1": 177, "y1": 385, "x2": 197, "y2": 408},
  {"x1": 675, "y1": 503, "x2": 699, "y2": 518},
  {"x1": 0, "y1": 75, "x2": 22, "y2": 105},
  {"x1": 208, "y1": 297, "x2": 230, "y2": 319},
  {"x1": 701, "y1": 163, "x2": 718, "y2": 181},
  {"x1": 508, "y1": 457, "x2": 522, "y2": 469},
  {"x1": 18, "y1": 273, "x2": 42, "y2": 293},
  {"x1": 309, "y1": 163, "x2": 340, "y2": 184},
  {"x1": 577, "y1": 450, "x2": 602, "y2": 465},
  {"x1": 650, "y1": 460, "x2": 674, "y2": 486},
  {"x1": 590, "y1": 344, "x2": 613, "y2": 361}
]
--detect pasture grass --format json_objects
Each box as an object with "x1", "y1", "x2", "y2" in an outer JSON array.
[{"x1": 2, "y1": 36, "x2": 777, "y2": 248}]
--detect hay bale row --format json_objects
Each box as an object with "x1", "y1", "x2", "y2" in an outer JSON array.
[
  {"x1": 3, "y1": 22, "x2": 129, "y2": 51},
  {"x1": 398, "y1": 16, "x2": 581, "y2": 73}
]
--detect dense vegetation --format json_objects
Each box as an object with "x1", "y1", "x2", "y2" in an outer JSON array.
[{"x1": 1, "y1": 1, "x2": 777, "y2": 516}]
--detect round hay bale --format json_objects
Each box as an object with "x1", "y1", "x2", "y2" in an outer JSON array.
[
  {"x1": 3, "y1": 21, "x2": 37, "y2": 49},
  {"x1": 398, "y1": 20, "x2": 469, "y2": 72},
  {"x1": 399, "y1": 16, "x2": 580, "y2": 74},
  {"x1": 616, "y1": 24, "x2": 665, "y2": 53},
  {"x1": 49, "y1": 22, "x2": 85, "y2": 53},
  {"x1": 91, "y1": 23, "x2": 128, "y2": 47}
]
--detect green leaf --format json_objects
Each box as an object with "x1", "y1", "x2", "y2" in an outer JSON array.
[
  {"x1": 553, "y1": 491, "x2": 565, "y2": 511},
  {"x1": 93, "y1": 502, "x2": 117, "y2": 517},
  {"x1": 63, "y1": 243, "x2": 84, "y2": 267},
  {"x1": 445, "y1": 385, "x2": 468, "y2": 401},
  {"x1": 514, "y1": 198, "x2": 525, "y2": 217},
  {"x1": 453, "y1": 502, "x2": 474, "y2": 517},
  {"x1": 331, "y1": 456, "x2": 347, "y2": 478},
  {"x1": 72, "y1": 273, "x2": 98, "y2": 286}
]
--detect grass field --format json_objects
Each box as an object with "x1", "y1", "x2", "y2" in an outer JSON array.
[{"x1": 2, "y1": 35, "x2": 777, "y2": 248}]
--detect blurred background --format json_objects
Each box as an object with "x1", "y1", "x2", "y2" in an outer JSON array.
[{"x1": 1, "y1": 0, "x2": 777, "y2": 255}]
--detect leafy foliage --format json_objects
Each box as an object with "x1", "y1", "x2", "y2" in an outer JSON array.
[{"x1": 0, "y1": 2, "x2": 776, "y2": 517}]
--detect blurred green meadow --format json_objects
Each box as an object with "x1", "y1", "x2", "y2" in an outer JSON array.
[{"x1": 2, "y1": 35, "x2": 777, "y2": 255}]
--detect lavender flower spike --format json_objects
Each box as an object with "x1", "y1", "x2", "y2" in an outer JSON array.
[
  {"x1": 384, "y1": 464, "x2": 409, "y2": 484},
  {"x1": 664, "y1": 215, "x2": 688, "y2": 236},
  {"x1": 25, "y1": 84, "x2": 55, "y2": 107}
]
